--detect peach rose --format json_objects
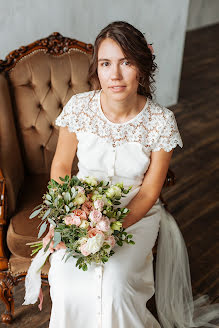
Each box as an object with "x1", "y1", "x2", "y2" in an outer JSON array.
[
  {"x1": 72, "y1": 209, "x2": 87, "y2": 220},
  {"x1": 88, "y1": 228, "x2": 104, "y2": 238},
  {"x1": 82, "y1": 201, "x2": 94, "y2": 216}
]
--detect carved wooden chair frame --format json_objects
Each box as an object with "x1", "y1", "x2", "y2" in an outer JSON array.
[{"x1": 0, "y1": 32, "x2": 175, "y2": 324}]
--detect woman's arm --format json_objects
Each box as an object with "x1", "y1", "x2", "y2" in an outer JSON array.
[
  {"x1": 122, "y1": 149, "x2": 174, "y2": 229},
  {"x1": 50, "y1": 126, "x2": 78, "y2": 183},
  {"x1": 44, "y1": 126, "x2": 78, "y2": 247}
]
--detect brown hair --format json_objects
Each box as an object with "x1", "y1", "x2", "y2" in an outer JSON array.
[{"x1": 88, "y1": 21, "x2": 158, "y2": 99}]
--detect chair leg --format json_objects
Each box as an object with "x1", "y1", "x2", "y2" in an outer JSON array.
[{"x1": 0, "y1": 271, "x2": 15, "y2": 324}]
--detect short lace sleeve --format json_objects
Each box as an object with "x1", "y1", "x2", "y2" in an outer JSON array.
[
  {"x1": 152, "y1": 110, "x2": 183, "y2": 152},
  {"x1": 55, "y1": 95, "x2": 78, "y2": 133}
]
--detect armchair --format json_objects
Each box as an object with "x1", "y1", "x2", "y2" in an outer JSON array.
[{"x1": 0, "y1": 32, "x2": 175, "y2": 324}]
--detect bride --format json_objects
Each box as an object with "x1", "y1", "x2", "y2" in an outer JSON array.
[{"x1": 24, "y1": 21, "x2": 219, "y2": 328}]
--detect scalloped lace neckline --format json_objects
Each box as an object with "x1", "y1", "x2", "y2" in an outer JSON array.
[{"x1": 98, "y1": 89, "x2": 149, "y2": 126}]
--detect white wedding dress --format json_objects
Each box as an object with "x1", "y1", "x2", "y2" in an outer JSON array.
[{"x1": 24, "y1": 89, "x2": 219, "y2": 328}]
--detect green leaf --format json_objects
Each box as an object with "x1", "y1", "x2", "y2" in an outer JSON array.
[
  {"x1": 127, "y1": 234, "x2": 133, "y2": 239},
  {"x1": 42, "y1": 208, "x2": 51, "y2": 221},
  {"x1": 48, "y1": 218, "x2": 56, "y2": 227},
  {"x1": 38, "y1": 221, "x2": 47, "y2": 238},
  {"x1": 53, "y1": 231, "x2": 61, "y2": 248},
  {"x1": 32, "y1": 204, "x2": 42, "y2": 211},
  {"x1": 29, "y1": 207, "x2": 42, "y2": 219},
  {"x1": 82, "y1": 264, "x2": 88, "y2": 271},
  {"x1": 129, "y1": 240, "x2": 135, "y2": 245}
]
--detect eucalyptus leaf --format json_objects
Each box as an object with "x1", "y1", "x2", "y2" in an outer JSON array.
[
  {"x1": 48, "y1": 218, "x2": 56, "y2": 227},
  {"x1": 42, "y1": 208, "x2": 51, "y2": 221},
  {"x1": 29, "y1": 207, "x2": 42, "y2": 219},
  {"x1": 44, "y1": 200, "x2": 52, "y2": 206},
  {"x1": 53, "y1": 231, "x2": 61, "y2": 248},
  {"x1": 38, "y1": 221, "x2": 47, "y2": 238},
  {"x1": 65, "y1": 205, "x2": 70, "y2": 213},
  {"x1": 46, "y1": 194, "x2": 52, "y2": 201}
]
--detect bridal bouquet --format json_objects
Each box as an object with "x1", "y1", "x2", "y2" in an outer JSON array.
[{"x1": 29, "y1": 175, "x2": 134, "y2": 271}]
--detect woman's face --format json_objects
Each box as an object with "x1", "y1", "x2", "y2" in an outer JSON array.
[{"x1": 97, "y1": 38, "x2": 139, "y2": 101}]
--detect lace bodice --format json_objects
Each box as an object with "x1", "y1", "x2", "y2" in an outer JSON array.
[
  {"x1": 55, "y1": 89, "x2": 183, "y2": 152},
  {"x1": 55, "y1": 89, "x2": 183, "y2": 202}
]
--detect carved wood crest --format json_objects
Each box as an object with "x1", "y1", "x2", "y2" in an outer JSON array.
[{"x1": 0, "y1": 32, "x2": 93, "y2": 73}]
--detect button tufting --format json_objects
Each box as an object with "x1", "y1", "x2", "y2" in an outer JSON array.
[
  {"x1": 50, "y1": 124, "x2": 54, "y2": 129},
  {"x1": 48, "y1": 81, "x2": 52, "y2": 88},
  {"x1": 68, "y1": 80, "x2": 72, "y2": 87},
  {"x1": 38, "y1": 103, "x2": 43, "y2": 110}
]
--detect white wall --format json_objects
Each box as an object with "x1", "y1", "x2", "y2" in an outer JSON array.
[
  {"x1": 0, "y1": 0, "x2": 190, "y2": 107},
  {"x1": 187, "y1": 0, "x2": 219, "y2": 31}
]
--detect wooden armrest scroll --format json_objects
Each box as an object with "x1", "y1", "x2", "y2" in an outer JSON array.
[{"x1": 0, "y1": 169, "x2": 9, "y2": 270}]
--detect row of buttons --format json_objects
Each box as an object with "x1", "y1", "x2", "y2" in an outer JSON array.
[{"x1": 95, "y1": 264, "x2": 104, "y2": 328}]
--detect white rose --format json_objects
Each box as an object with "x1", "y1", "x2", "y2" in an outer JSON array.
[
  {"x1": 73, "y1": 193, "x2": 86, "y2": 205},
  {"x1": 79, "y1": 220, "x2": 90, "y2": 229},
  {"x1": 85, "y1": 234, "x2": 105, "y2": 254},
  {"x1": 106, "y1": 186, "x2": 122, "y2": 199},
  {"x1": 78, "y1": 237, "x2": 88, "y2": 245},
  {"x1": 84, "y1": 176, "x2": 98, "y2": 186}
]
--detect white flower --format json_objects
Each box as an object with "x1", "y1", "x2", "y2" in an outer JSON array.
[
  {"x1": 83, "y1": 176, "x2": 98, "y2": 186},
  {"x1": 79, "y1": 220, "x2": 90, "y2": 229},
  {"x1": 106, "y1": 186, "x2": 122, "y2": 199},
  {"x1": 78, "y1": 237, "x2": 88, "y2": 245},
  {"x1": 85, "y1": 234, "x2": 105, "y2": 254},
  {"x1": 73, "y1": 193, "x2": 86, "y2": 205}
]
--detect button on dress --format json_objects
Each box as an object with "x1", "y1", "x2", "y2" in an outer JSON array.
[{"x1": 50, "y1": 89, "x2": 183, "y2": 328}]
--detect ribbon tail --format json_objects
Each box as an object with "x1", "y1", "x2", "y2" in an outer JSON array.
[{"x1": 23, "y1": 248, "x2": 50, "y2": 306}]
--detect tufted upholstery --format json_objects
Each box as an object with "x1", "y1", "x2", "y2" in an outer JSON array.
[
  {"x1": 0, "y1": 39, "x2": 92, "y2": 273},
  {"x1": 9, "y1": 49, "x2": 91, "y2": 175}
]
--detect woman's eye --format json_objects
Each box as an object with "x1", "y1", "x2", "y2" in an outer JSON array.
[
  {"x1": 123, "y1": 60, "x2": 130, "y2": 66},
  {"x1": 101, "y1": 62, "x2": 109, "y2": 67}
]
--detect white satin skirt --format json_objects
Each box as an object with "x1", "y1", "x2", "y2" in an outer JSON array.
[{"x1": 48, "y1": 200, "x2": 162, "y2": 328}]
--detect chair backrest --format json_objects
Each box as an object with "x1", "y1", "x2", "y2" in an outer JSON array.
[{"x1": 0, "y1": 32, "x2": 93, "y2": 215}]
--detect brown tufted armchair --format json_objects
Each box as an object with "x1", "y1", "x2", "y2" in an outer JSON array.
[{"x1": 0, "y1": 32, "x2": 175, "y2": 324}]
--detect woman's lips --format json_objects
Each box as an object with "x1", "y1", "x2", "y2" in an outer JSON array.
[{"x1": 109, "y1": 86, "x2": 126, "y2": 92}]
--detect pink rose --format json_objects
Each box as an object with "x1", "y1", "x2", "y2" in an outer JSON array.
[
  {"x1": 80, "y1": 243, "x2": 91, "y2": 256},
  {"x1": 94, "y1": 199, "x2": 104, "y2": 211},
  {"x1": 76, "y1": 186, "x2": 85, "y2": 194},
  {"x1": 64, "y1": 214, "x2": 74, "y2": 225},
  {"x1": 89, "y1": 210, "x2": 102, "y2": 223},
  {"x1": 105, "y1": 235, "x2": 116, "y2": 248},
  {"x1": 72, "y1": 215, "x2": 81, "y2": 226},
  {"x1": 96, "y1": 216, "x2": 111, "y2": 232},
  {"x1": 64, "y1": 213, "x2": 81, "y2": 226}
]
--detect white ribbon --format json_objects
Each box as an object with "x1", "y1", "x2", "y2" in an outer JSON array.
[{"x1": 23, "y1": 248, "x2": 51, "y2": 306}]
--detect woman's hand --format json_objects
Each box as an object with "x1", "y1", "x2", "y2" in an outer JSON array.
[{"x1": 42, "y1": 227, "x2": 66, "y2": 253}]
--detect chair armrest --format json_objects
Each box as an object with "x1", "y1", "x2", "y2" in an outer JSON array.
[
  {"x1": 0, "y1": 169, "x2": 9, "y2": 269},
  {"x1": 0, "y1": 73, "x2": 24, "y2": 218}
]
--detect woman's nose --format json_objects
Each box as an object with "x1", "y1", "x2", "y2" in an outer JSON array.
[{"x1": 111, "y1": 64, "x2": 122, "y2": 79}]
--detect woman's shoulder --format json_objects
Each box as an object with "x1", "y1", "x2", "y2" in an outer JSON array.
[
  {"x1": 67, "y1": 89, "x2": 99, "y2": 107},
  {"x1": 146, "y1": 98, "x2": 176, "y2": 123}
]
